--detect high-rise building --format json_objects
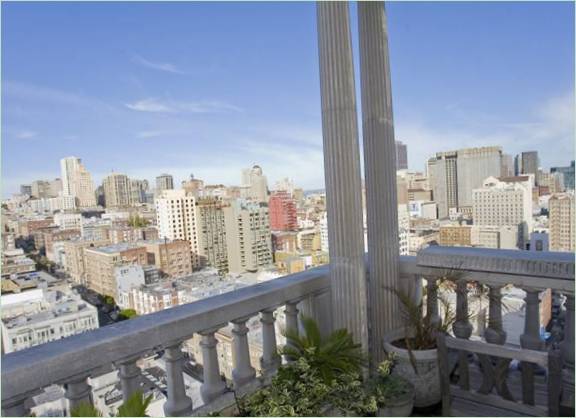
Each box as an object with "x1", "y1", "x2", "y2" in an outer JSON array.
[
  {"x1": 549, "y1": 192, "x2": 574, "y2": 252},
  {"x1": 428, "y1": 151, "x2": 458, "y2": 219},
  {"x1": 155, "y1": 189, "x2": 201, "y2": 268},
  {"x1": 155, "y1": 174, "x2": 174, "y2": 194},
  {"x1": 241, "y1": 165, "x2": 268, "y2": 202},
  {"x1": 195, "y1": 197, "x2": 229, "y2": 274},
  {"x1": 519, "y1": 151, "x2": 539, "y2": 183},
  {"x1": 60, "y1": 157, "x2": 97, "y2": 208},
  {"x1": 20, "y1": 185, "x2": 32, "y2": 196},
  {"x1": 129, "y1": 179, "x2": 148, "y2": 204},
  {"x1": 472, "y1": 175, "x2": 533, "y2": 249},
  {"x1": 551, "y1": 161, "x2": 575, "y2": 190},
  {"x1": 268, "y1": 191, "x2": 297, "y2": 231},
  {"x1": 224, "y1": 200, "x2": 272, "y2": 273},
  {"x1": 102, "y1": 173, "x2": 132, "y2": 208},
  {"x1": 501, "y1": 154, "x2": 514, "y2": 177},
  {"x1": 456, "y1": 146, "x2": 503, "y2": 212},
  {"x1": 429, "y1": 146, "x2": 502, "y2": 218},
  {"x1": 395, "y1": 140, "x2": 408, "y2": 170}
]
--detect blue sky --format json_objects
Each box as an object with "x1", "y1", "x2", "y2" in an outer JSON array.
[{"x1": 2, "y1": 1, "x2": 574, "y2": 196}]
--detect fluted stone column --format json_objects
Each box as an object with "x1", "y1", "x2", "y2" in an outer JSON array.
[
  {"x1": 358, "y1": 0, "x2": 401, "y2": 366},
  {"x1": 317, "y1": 0, "x2": 368, "y2": 352}
]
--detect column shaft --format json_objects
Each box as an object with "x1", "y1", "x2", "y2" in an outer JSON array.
[
  {"x1": 317, "y1": 0, "x2": 368, "y2": 352},
  {"x1": 358, "y1": 0, "x2": 401, "y2": 366}
]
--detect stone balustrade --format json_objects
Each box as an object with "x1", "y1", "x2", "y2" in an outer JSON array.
[{"x1": 2, "y1": 247, "x2": 574, "y2": 416}]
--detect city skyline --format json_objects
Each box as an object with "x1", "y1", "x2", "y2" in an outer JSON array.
[{"x1": 2, "y1": 1, "x2": 574, "y2": 196}]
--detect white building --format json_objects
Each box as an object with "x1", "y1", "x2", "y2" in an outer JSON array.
[
  {"x1": 155, "y1": 189, "x2": 200, "y2": 268},
  {"x1": 60, "y1": 157, "x2": 97, "y2": 208},
  {"x1": 54, "y1": 212, "x2": 82, "y2": 230},
  {"x1": 472, "y1": 175, "x2": 533, "y2": 249},
  {"x1": 1, "y1": 288, "x2": 99, "y2": 353},
  {"x1": 115, "y1": 265, "x2": 146, "y2": 309},
  {"x1": 241, "y1": 165, "x2": 268, "y2": 202}
]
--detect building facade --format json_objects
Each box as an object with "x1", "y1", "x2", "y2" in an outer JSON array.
[
  {"x1": 60, "y1": 157, "x2": 96, "y2": 208},
  {"x1": 268, "y1": 191, "x2": 298, "y2": 231},
  {"x1": 549, "y1": 192, "x2": 575, "y2": 252},
  {"x1": 195, "y1": 197, "x2": 229, "y2": 274}
]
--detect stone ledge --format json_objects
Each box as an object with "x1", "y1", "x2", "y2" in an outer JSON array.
[{"x1": 417, "y1": 246, "x2": 575, "y2": 280}]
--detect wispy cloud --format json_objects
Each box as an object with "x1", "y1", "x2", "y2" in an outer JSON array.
[
  {"x1": 396, "y1": 92, "x2": 575, "y2": 171},
  {"x1": 125, "y1": 97, "x2": 243, "y2": 114},
  {"x1": 15, "y1": 130, "x2": 38, "y2": 139},
  {"x1": 132, "y1": 54, "x2": 186, "y2": 75},
  {"x1": 136, "y1": 130, "x2": 167, "y2": 139}
]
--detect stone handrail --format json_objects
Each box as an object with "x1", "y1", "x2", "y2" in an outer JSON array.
[
  {"x1": 2, "y1": 248, "x2": 574, "y2": 415},
  {"x1": 1, "y1": 265, "x2": 330, "y2": 415}
]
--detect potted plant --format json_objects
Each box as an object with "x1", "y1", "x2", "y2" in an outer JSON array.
[
  {"x1": 368, "y1": 353, "x2": 414, "y2": 417},
  {"x1": 383, "y1": 285, "x2": 455, "y2": 408}
]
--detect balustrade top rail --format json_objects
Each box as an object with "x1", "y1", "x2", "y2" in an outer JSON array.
[
  {"x1": 2, "y1": 265, "x2": 330, "y2": 402},
  {"x1": 3, "y1": 248, "x2": 574, "y2": 406}
]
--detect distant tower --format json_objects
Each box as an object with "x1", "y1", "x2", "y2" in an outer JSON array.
[
  {"x1": 395, "y1": 141, "x2": 408, "y2": 170},
  {"x1": 60, "y1": 156, "x2": 96, "y2": 208},
  {"x1": 155, "y1": 174, "x2": 174, "y2": 195}
]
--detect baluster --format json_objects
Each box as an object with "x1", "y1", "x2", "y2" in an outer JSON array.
[
  {"x1": 260, "y1": 309, "x2": 280, "y2": 377},
  {"x1": 199, "y1": 328, "x2": 227, "y2": 404},
  {"x1": 284, "y1": 301, "x2": 299, "y2": 362},
  {"x1": 485, "y1": 285, "x2": 506, "y2": 345},
  {"x1": 116, "y1": 356, "x2": 142, "y2": 401},
  {"x1": 560, "y1": 294, "x2": 575, "y2": 410},
  {"x1": 426, "y1": 277, "x2": 441, "y2": 329},
  {"x1": 163, "y1": 343, "x2": 193, "y2": 417},
  {"x1": 2, "y1": 396, "x2": 30, "y2": 417},
  {"x1": 520, "y1": 288, "x2": 544, "y2": 405},
  {"x1": 479, "y1": 284, "x2": 513, "y2": 400},
  {"x1": 231, "y1": 317, "x2": 256, "y2": 388},
  {"x1": 452, "y1": 279, "x2": 472, "y2": 390},
  {"x1": 64, "y1": 375, "x2": 93, "y2": 414}
]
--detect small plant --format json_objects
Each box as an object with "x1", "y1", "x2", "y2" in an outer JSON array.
[
  {"x1": 280, "y1": 315, "x2": 366, "y2": 383},
  {"x1": 367, "y1": 353, "x2": 413, "y2": 409},
  {"x1": 70, "y1": 391, "x2": 152, "y2": 417},
  {"x1": 118, "y1": 308, "x2": 138, "y2": 320}
]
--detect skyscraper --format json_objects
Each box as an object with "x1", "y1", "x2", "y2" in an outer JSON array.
[
  {"x1": 500, "y1": 154, "x2": 514, "y2": 177},
  {"x1": 549, "y1": 192, "x2": 575, "y2": 252},
  {"x1": 130, "y1": 179, "x2": 149, "y2": 204},
  {"x1": 551, "y1": 161, "x2": 575, "y2": 190},
  {"x1": 60, "y1": 157, "x2": 96, "y2": 208},
  {"x1": 429, "y1": 146, "x2": 502, "y2": 218},
  {"x1": 102, "y1": 173, "x2": 132, "y2": 208},
  {"x1": 519, "y1": 151, "x2": 539, "y2": 183},
  {"x1": 155, "y1": 189, "x2": 201, "y2": 269},
  {"x1": 395, "y1": 140, "x2": 408, "y2": 170},
  {"x1": 156, "y1": 174, "x2": 174, "y2": 194}
]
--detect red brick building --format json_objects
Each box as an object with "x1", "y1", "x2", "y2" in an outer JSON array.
[{"x1": 268, "y1": 191, "x2": 297, "y2": 231}]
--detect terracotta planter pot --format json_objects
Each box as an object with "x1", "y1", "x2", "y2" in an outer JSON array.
[{"x1": 383, "y1": 328, "x2": 440, "y2": 408}]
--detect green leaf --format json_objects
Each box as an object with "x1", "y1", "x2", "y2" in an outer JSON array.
[
  {"x1": 71, "y1": 402, "x2": 102, "y2": 417},
  {"x1": 116, "y1": 391, "x2": 153, "y2": 417}
]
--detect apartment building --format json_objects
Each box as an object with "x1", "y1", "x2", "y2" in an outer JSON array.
[
  {"x1": 84, "y1": 243, "x2": 148, "y2": 297},
  {"x1": 549, "y1": 192, "x2": 575, "y2": 252},
  {"x1": 144, "y1": 240, "x2": 193, "y2": 279}
]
